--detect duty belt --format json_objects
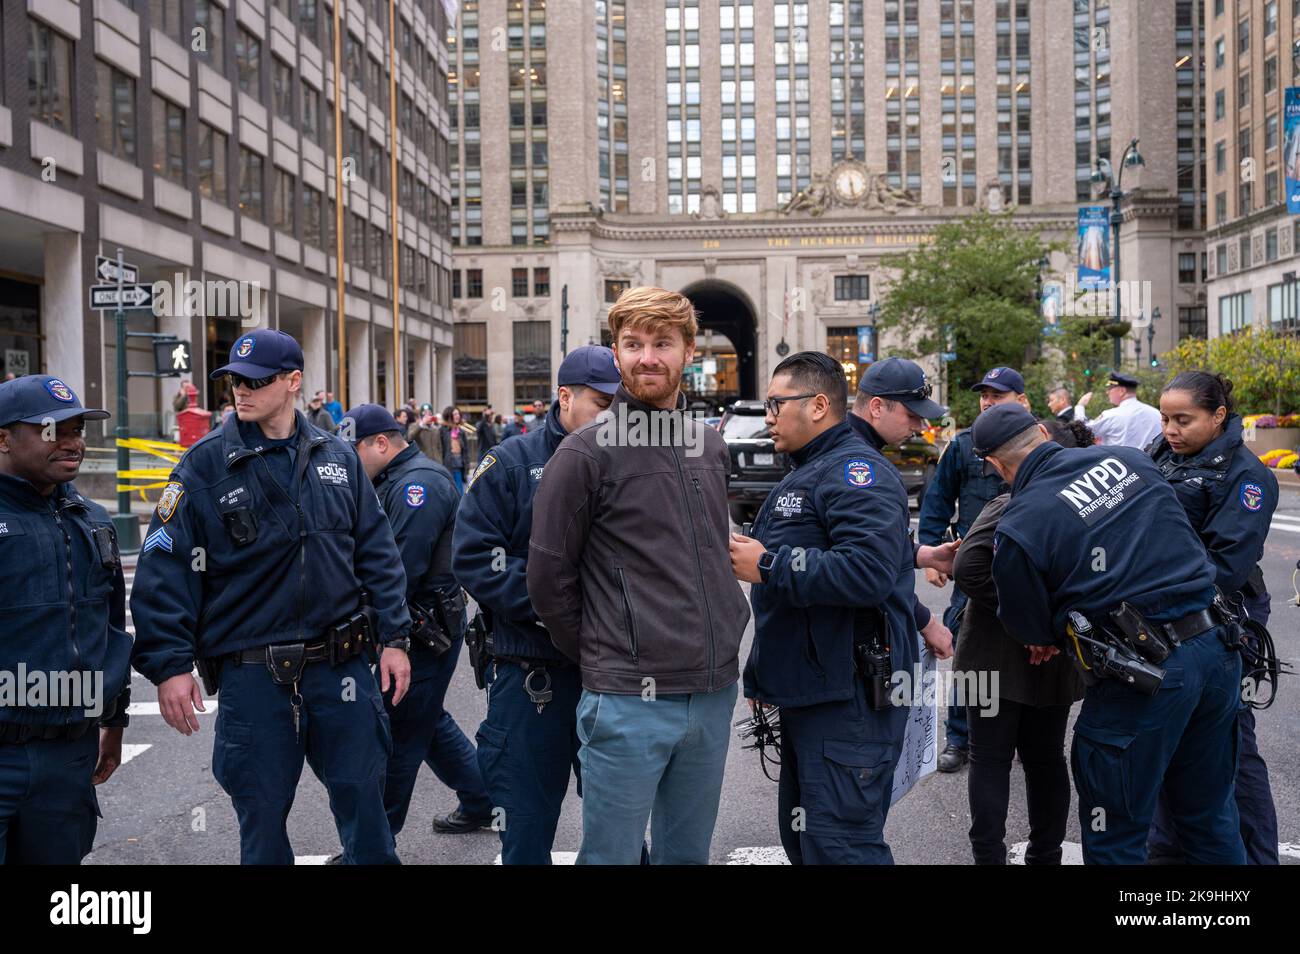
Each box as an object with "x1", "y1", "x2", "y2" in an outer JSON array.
[
  {"x1": 0, "y1": 719, "x2": 96, "y2": 745},
  {"x1": 230, "y1": 640, "x2": 333, "y2": 667},
  {"x1": 1157, "y1": 607, "x2": 1222, "y2": 645}
]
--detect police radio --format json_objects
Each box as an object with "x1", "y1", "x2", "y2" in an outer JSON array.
[{"x1": 1066, "y1": 611, "x2": 1165, "y2": 695}]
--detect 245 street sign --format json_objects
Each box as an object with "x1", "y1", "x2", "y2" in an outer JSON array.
[{"x1": 89, "y1": 283, "x2": 154, "y2": 311}]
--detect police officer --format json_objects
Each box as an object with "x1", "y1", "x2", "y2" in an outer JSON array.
[
  {"x1": 731, "y1": 352, "x2": 919, "y2": 864},
  {"x1": 343, "y1": 403, "x2": 493, "y2": 837},
  {"x1": 917, "y1": 366, "x2": 1021, "y2": 772},
  {"x1": 1074, "y1": 371, "x2": 1162, "y2": 449},
  {"x1": 0, "y1": 375, "x2": 131, "y2": 863},
  {"x1": 849, "y1": 357, "x2": 957, "y2": 660},
  {"x1": 1146, "y1": 371, "x2": 1279, "y2": 864},
  {"x1": 130, "y1": 329, "x2": 413, "y2": 865},
  {"x1": 452, "y1": 345, "x2": 619, "y2": 864},
  {"x1": 981, "y1": 403, "x2": 1244, "y2": 864}
]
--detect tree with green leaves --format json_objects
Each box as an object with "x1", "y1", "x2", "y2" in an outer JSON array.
[{"x1": 876, "y1": 211, "x2": 1065, "y2": 426}]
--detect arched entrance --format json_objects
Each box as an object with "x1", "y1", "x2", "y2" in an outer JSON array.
[{"x1": 681, "y1": 280, "x2": 758, "y2": 410}]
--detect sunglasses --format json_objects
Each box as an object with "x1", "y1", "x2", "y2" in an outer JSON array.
[
  {"x1": 874, "y1": 381, "x2": 934, "y2": 402},
  {"x1": 228, "y1": 372, "x2": 284, "y2": 390}
]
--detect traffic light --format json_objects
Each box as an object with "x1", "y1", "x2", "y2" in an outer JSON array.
[
  {"x1": 1150, "y1": 353, "x2": 1159, "y2": 368},
  {"x1": 1083, "y1": 367, "x2": 1092, "y2": 377}
]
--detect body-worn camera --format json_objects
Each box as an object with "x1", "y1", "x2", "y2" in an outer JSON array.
[{"x1": 222, "y1": 507, "x2": 259, "y2": 546}]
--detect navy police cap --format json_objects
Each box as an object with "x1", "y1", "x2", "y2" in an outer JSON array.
[
  {"x1": 210, "y1": 328, "x2": 305, "y2": 381},
  {"x1": 340, "y1": 403, "x2": 402, "y2": 442},
  {"x1": 856, "y1": 356, "x2": 946, "y2": 419},
  {"x1": 971, "y1": 402, "x2": 1040, "y2": 458},
  {"x1": 0, "y1": 375, "x2": 110, "y2": 428}
]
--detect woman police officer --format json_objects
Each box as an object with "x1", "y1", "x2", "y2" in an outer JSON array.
[{"x1": 1145, "y1": 370, "x2": 1279, "y2": 865}]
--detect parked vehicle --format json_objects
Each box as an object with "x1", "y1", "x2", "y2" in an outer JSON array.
[{"x1": 721, "y1": 399, "x2": 940, "y2": 525}]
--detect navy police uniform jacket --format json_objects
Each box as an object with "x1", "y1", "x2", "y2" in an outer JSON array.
[
  {"x1": 453, "y1": 400, "x2": 567, "y2": 663},
  {"x1": 846, "y1": 412, "x2": 932, "y2": 632},
  {"x1": 1147, "y1": 414, "x2": 1276, "y2": 599},
  {"x1": 992, "y1": 442, "x2": 1217, "y2": 645},
  {"x1": 0, "y1": 475, "x2": 131, "y2": 727},
  {"x1": 744, "y1": 421, "x2": 920, "y2": 709},
  {"x1": 372, "y1": 442, "x2": 460, "y2": 610},
  {"x1": 917, "y1": 427, "x2": 1008, "y2": 545},
  {"x1": 129, "y1": 411, "x2": 411, "y2": 684}
]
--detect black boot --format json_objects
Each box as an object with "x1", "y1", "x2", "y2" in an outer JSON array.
[
  {"x1": 431, "y1": 809, "x2": 494, "y2": 834},
  {"x1": 937, "y1": 742, "x2": 969, "y2": 773}
]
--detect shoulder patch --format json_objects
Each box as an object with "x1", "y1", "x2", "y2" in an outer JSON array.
[
  {"x1": 1239, "y1": 481, "x2": 1264, "y2": 512},
  {"x1": 844, "y1": 458, "x2": 875, "y2": 488},
  {"x1": 404, "y1": 483, "x2": 426, "y2": 508},
  {"x1": 156, "y1": 481, "x2": 184, "y2": 523},
  {"x1": 467, "y1": 453, "x2": 496, "y2": 491}
]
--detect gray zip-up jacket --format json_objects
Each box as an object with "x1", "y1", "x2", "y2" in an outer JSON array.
[{"x1": 527, "y1": 386, "x2": 750, "y2": 694}]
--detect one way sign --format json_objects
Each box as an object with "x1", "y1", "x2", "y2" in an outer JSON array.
[
  {"x1": 89, "y1": 283, "x2": 154, "y2": 310},
  {"x1": 95, "y1": 255, "x2": 138, "y2": 283}
]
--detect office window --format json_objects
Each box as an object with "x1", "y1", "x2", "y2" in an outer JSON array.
[
  {"x1": 194, "y1": 0, "x2": 224, "y2": 65},
  {"x1": 28, "y1": 19, "x2": 73, "y2": 132},
  {"x1": 466, "y1": 269, "x2": 483, "y2": 298},
  {"x1": 236, "y1": 27, "x2": 261, "y2": 95},
  {"x1": 452, "y1": 270, "x2": 461, "y2": 299},
  {"x1": 1265, "y1": 56, "x2": 1278, "y2": 94},
  {"x1": 1265, "y1": 1, "x2": 1277, "y2": 37},
  {"x1": 1214, "y1": 89, "x2": 1225, "y2": 120},
  {"x1": 303, "y1": 184, "x2": 322, "y2": 247},
  {"x1": 198, "y1": 124, "x2": 227, "y2": 201},
  {"x1": 1216, "y1": 140, "x2": 1227, "y2": 173},
  {"x1": 1216, "y1": 243, "x2": 1228, "y2": 274},
  {"x1": 1269, "y1": 280, "x2": 1298, "y2": 327},
  {"x1": 1267, "y1": 228, "x2": 1279, "y2": 261},
  {"x1": 1215, "y1": 191, "x2": 1227, "y2": 220},
  {"x1": 1178, "y1": 253, "x2": 1198, "y2": 284},
  {"x1": 512, "y1": 268, "x2": 529, "y2": 297},
  {"x1": 1214, "y1": 36, "x2": 1225, "y2": 68},
  {"x1": 151, "y1": 0, "x2": 185, "y2": 44},
  {"x1": 513, "y1": 321, "x2": 552, "y2": 406},
  {"x1": 834, "y1": 275, "x2": 871, "y2": 300},
  {"x1": 1267, "y1": 169, "x2": 1280, "y2": 205},
  {"x1": 1238, "y1": 17, "x2": 1250, "y2": 55},
  {"x1": 274, "y1": 169, "x2": 294, "y2": 233},
  {"x1": 152, "y1": 95, "x2": 185, "y2": 184},
  {"x1": 454, "y1": 323, "x2": 488, "y2": 404},
  {"x1": 239, "y1": 148, "x2": 264, "y2": 221},
  {"x1": 1178, "y1": 305, "x2": 1207, "y2": 339},
  {"x1": 301, "y1": 82, "x2": 319, "y2": 143},
  {"x1": 1266, "y1": 114, "x2": 1279, "y2": 151},
  {"x1": 1239, "y1": 234, "x2": 1251, "y2": 270},
  {"x1": 369, "y1": 224, "x2": 385, "y2": 278},
  {"x1": 1219, "y1": 291, "x2": 1251, "y2": 334},
  {"x1": 96, "y1": 62, "x2": 137, "y2": 162},
  {"x1": 299, "y1": 0, "x2": 319, "y2": 43},
  {"x1": 533, "y1": 267, "x2": 550, "y2": 297},
  {"x1": 273, "y1": 58, "x2": 293, "y2": 123}
]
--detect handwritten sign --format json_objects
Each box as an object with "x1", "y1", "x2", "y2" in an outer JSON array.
[{"x1": 890, "y1": 638, "x2": 938, "y2": 806}]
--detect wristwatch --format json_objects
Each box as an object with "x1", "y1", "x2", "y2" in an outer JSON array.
[
  {"x1": 757, "y1": 550, "x2": 778, "y2": 582},
  {"x1": 383, "y1": 636, "x2": 412, "y2": 652}
]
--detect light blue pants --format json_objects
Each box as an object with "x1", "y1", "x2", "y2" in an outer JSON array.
[{"x1": 575, "y1": 682, "x2": 737, "y2": 865}]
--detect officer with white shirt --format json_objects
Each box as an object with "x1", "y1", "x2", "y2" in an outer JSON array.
[{"x1": 1074, "y1": 372, "x2": 1162, "y2": 450}]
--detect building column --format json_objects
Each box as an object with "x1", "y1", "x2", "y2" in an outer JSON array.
[
  {"x1": 347, "y1": 320, "x2": 371, "y2": 408},
  {"x1": 435, "y1": 345, "x2": 454, "y2": 411},
  {"x1": 42, "y1": 232, "x2": 84, "y2": 395},
  {"x1": 413, "y1": 337, "x2": 433, "y2": 404},
  {"x1": 301, "y1": 306, "x2": 328, "y2": 398}
]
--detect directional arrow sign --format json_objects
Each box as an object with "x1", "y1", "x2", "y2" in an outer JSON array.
[
  {"x1": 95, "y1": 256, "x2": 138, "y2": 284},
  {"x1": 90, "y1": 283, "x2": 154, "y2": 311}
]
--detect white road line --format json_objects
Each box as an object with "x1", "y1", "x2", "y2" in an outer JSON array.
[
  {"x1": 294, "y1": 855, "x2": 333, "y2": 865},
  {"x1": 126, "y1": 701, "x2": 218, "y2": 716},
  {"x1": 1010, "y1": 841, "x2": 1084, "y2": 865},
  {"x1": 1269, "y1": 522, "x2": 1300, "y2": 534},
  {"x1": 493, "y1": 851, "x2": 577, "y2": 865},
  {"x1": 726, "y1": 846, "x2": 790, "y2": 865},
  {"x1": 120, "y1": 743, "x2": 151, "y2": 765},
  {"x1": 1280, "y1": 842, "x2": 1300, "y2": 860}
]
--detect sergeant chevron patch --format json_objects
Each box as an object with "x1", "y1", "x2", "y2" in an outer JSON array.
[{"x1": 142, "y1": 527, "x2": 174, "y2": 554}]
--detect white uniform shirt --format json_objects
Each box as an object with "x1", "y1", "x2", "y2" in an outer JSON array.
[{"x1": 1074, "y1": 394, "x2": 1163, "y2": 449}]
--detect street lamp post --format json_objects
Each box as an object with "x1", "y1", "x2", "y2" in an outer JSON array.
[{"x1": 1091, "y1": 138, "x2": 1145, "y2": 370}]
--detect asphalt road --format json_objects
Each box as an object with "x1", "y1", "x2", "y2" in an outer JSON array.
[{"x1": 86, "y1": 491, "x2": 1300, "y2": 865}]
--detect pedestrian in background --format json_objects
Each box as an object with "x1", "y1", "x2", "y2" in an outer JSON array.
[
  {"x1": 1074, "y1": 372, "x2": 1162, "y2": 449},
  {"x1": 476, "y1": 403, "x2": 498, "y2": 462},
  {"x1": 440, "y1": 406, "x2": 470, "y2": 492},
  {"x1": 409, "y1": 404, "x2": 442, "y2": 465},
  {"x1": 1047, "y1": 387, "x2": 1075, "y2": 423}
]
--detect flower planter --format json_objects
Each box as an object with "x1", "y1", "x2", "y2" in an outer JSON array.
[{"x1": 1247, "y1": 427, "x2": 1300, "y2": 455}]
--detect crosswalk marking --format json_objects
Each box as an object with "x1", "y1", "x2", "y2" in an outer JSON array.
[
  {"x1": 493, "y1": 851, "x2": 577, "y2": 865},
  {"x1": 726, "y1": 846, "x2": 790, "y2": 865},
  {"x1": 120, "y1": 743, "x2": 152, "y2": 765},
  {"x1": 1280, "y1": 842, "x2": 1300, "y2": 860},
  {"x1": 127, "y1": 701, "x2": 218, "y2": 716},
  {"x1": 294, "y1": 855, "x2": 333, "y2": 865},
  {"x1": 1010, "y1": 840, "x2": 1084, "y2": 865}
]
